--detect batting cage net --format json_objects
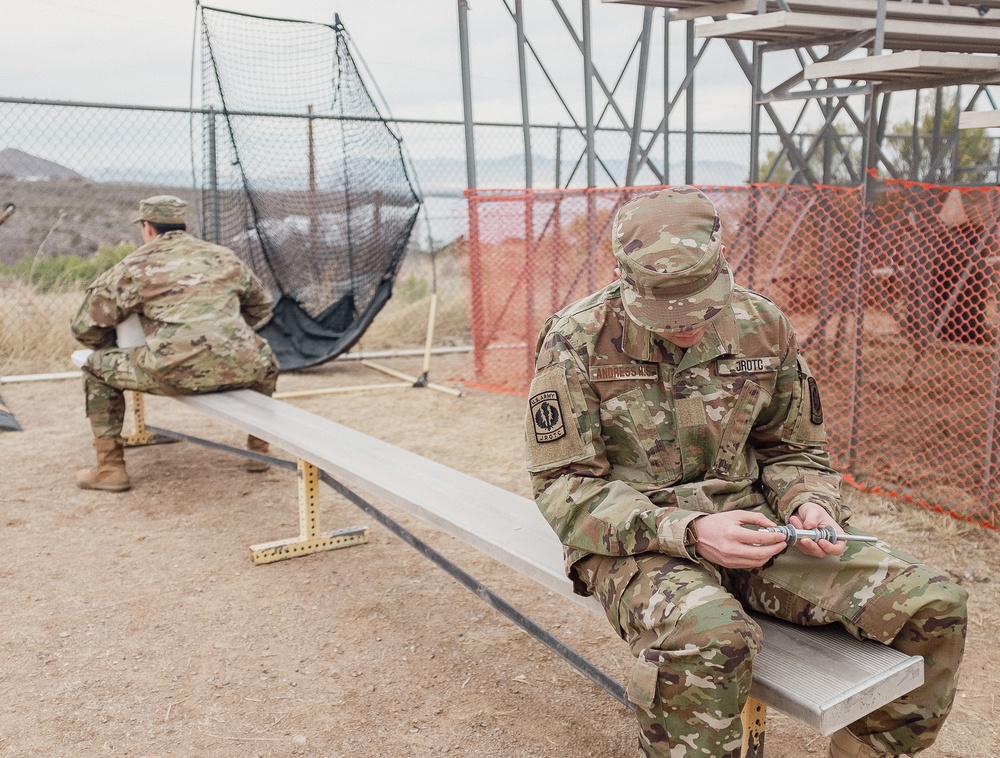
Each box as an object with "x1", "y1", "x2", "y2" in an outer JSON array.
[
  {"x1": 466, "y1": 180, "x2": 1000, "y2": 528},
  {"x1": 200, "y1": 6, "x2": 421, "y2": 370}
]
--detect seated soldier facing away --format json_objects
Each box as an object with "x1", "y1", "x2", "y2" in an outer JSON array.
[
  {"x1": 72, "y1": 195, "x2": 279, "y2": 492},
  {"x1": 525, "y1": 187, "x2": 968, "y2": 758}
]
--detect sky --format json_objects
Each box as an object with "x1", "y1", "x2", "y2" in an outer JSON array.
[{"x1": 0, "y1": 0, "x2": 754, "y2": 130}]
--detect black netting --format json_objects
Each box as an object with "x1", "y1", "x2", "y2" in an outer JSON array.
[{"x1": 200, "y1": 7, "x2": 421, "y2": 370}]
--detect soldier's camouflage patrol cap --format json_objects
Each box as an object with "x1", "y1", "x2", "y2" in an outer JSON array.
[
  {"x1": 133, "y1": 195, "x2": 187, "y2": 224},
  {"x1": 612, "y1": 185, "x2": 733, "y2": 332}
]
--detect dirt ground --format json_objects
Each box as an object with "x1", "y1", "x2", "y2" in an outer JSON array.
[{"x1": 1, "y1": 353, "x2": 998, "y2": 758}]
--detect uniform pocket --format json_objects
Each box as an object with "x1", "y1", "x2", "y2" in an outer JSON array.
[
  {"x1": 627, "y1": 652, "x2": 661, "y2": 711},
  {"x1": 575, "y1": 554, "x2": 641, "y2": 641},
  {"x1": 784, "y1": 355, "x2": 827, "y2": 445},
  {"x1": 600, "y1": 389, "x2": 681, "y2": 484}
]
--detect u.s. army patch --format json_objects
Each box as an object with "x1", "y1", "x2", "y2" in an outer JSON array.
[
  {"x1": 530, "y1": 390, "x2": 566, "y2": 443},
  {"x1": 716, "y1": 356, "x2": 781, "y2": 375},
  {"x1": 525, "y1": 366, "x2": 592, "y2": 473}
]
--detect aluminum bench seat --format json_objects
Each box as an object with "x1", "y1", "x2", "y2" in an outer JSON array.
[{"x1": 173, "y1": 388, "x2": 924, "y2": 737}]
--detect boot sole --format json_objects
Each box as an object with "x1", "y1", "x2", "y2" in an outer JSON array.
[{"x1": 76, "y1": 481, "x2": 131, "y2": 492}]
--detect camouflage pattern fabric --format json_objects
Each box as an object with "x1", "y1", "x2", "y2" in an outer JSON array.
[
  {"x1": 525, "y1": 283, "x2": 967, "y2": 757},
  {"x1": 72, "y1": 231, "x2": 279, "y2": 439},
  {"x1": 614, "y1": 186, "x2": 734, "y2": 332},
  {"x1": 133, "y1": 194, "x2": 188, "y2": 224},
  {"x1": 527, "y1": 284, "x2": 843, "y2": 573}
]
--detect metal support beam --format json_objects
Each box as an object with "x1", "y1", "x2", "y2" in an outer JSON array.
[
  {"x1": 123, "y1": 391, "x2": 180, "y2": 447},
  {"x1": 206, "y1": 107, "x2": 220, "y2": 244},
  {"x1": 626, "y1": 9, "x2": 654, "y2": 186},
  {"x1": 663, "y1": 10, "x2": 670, "y2": 182},
  {"x1": 548, "y1": 0, "x2": 662, "y2": 183},
  {"x1": 741, "y1": 696, "x2": 767, "y2": 758},
  {"x1": 120, "y1": 391, "x2": 367, "y2": 563},
  {"x1": 582, "y1": 0, "x2": 596, "y2": 188},
  {"x1": 457, "y1": 0, "x2": 477, "y2": 190},
  {"x1": 515, "y1": 0, "x2": 533, "y2": 188}
]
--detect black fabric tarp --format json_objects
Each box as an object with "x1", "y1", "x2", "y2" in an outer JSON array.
[
  {"x1": 259, "y1": 277, "x2": 394, "y2": 370},
  {"x1": 0, "y1": 391, "x2": 22, "y2": 431}
]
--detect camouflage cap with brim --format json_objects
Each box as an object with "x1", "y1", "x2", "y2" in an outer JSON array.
[
  {"x1": 612, "y1": 186, "x2": 733, "y2": 332},
  {"x1": 133, "y1": 195, "x2": 187, "y2": 225}
]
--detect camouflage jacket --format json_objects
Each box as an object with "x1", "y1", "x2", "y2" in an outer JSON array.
[
  {"x1": 71, "y1": 231, "x2": 278, "y2": 388},
  {"x1": 525, "y1": 281, "x2": 845, "y2": 589}
]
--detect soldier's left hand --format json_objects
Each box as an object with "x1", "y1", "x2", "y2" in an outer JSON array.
[{"x1": 788, "y1": 502, "x2": 847, "y2": 558}]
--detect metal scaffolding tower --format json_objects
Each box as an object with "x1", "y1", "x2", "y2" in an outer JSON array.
[{"x1": 456, "y1": 0, "x2": 1000, "y2": 190}]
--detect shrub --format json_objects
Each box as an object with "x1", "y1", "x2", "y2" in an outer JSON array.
[{"x1": 0, "y1": 244, "x2": 133, "y2": 293}]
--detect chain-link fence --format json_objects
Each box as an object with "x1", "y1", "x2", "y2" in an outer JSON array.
[
  {"x1": 467, "y1": 182, "x2": 1000, "y2": 528},
  {"x1": 5, "y1": 96, "x2": 1000, "y2": 526},
  {"x1": 0, "y1": 97, "x2": 759, "y2": 376}
]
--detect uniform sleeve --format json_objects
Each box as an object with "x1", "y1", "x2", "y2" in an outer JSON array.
[
  {"x1": 525, "y1": 320, "x2": 701, "y2": 567},
  {"x1": 70, "y1": 263, "x2": 134, "y2": 349},
  {"x1": 749, "y1": 327, "x2": 846, "y2": 524},
  {"x1": 239, "y1": 264, "x2": 274, "y2": 328}
]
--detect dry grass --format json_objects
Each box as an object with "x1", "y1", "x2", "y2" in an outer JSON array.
[
  {"x1": 0, "y1": 250, "x2": 471, "y2": 376},
  {"x1": 0, "y1": 284, "x2": 82, "y2": 375},
  {"x1": 359, "y1": 246, "x2": 471, "y2": 351},
  {"x1": 844, "y1": 485, "x2": 999, "y2": 587},
  {"x1": 359, "y1": 291, "x2": 471, "y2": 351}
]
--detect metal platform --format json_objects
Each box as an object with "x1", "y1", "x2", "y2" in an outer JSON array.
[
  {"x1": 695, "y1": 11, "x2": 1000, "y2": 54},
  {"x1": 605, "y1": 0, "x2": 1000, "y2": 23},
  {"x1": 805, "y1": 50, "x2": 1000, "y2": 88},
  {"x1": 960, "y1": 110, "x2": 1000, "y2": 129}
]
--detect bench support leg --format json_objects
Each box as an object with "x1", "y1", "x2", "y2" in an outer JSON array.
[
  {"x1": 741, "y1": 695, "x2": 767, "y2": 758},
  {"x1": 123, "y1": 391, "x2": 178, "y2": 447},
  {"x1": 250, "y1": 459, "x2": 368, "y2": 564}
]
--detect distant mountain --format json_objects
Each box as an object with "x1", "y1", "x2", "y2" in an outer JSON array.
[
  {"x1": 0, "y1": 148, "x2": 87, "y2": 182},
  {"x1": 407, "y1": 154, "x2": 748, "y2": 195}
]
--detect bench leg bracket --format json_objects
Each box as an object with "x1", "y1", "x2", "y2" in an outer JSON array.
[
  {"x1": 741, "y1": 695, "x2": 767, "y2": 758},
  {"x1": 250, "y1": 459, "x2": 368, "y2": 564},
  {"x1": 123, "y1": 391, "x2": 179, "y2": 447}
]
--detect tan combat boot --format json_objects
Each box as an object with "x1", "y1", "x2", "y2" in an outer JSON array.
[
  {"x1": 829, "y1": 729, "x2": 896, "y2": 758},
  {"x1": 76, "y1": 438, "x2": 131, "y2": 492},
  {"x1": 245, "y1": 434, "x2": 270, "y2": 472}
]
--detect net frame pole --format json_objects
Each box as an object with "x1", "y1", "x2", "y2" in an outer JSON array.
[{"x1": 206, "y1": 107, "x2": 220, "y2": 244}]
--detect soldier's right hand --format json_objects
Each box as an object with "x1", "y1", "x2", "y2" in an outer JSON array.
[{"x1": 689, "y1": 511, "x2": 788, "y2": 569}]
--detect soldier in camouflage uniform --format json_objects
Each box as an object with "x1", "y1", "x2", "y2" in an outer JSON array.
[
  {"x1": 72, "y1": 195, "x2": 279, "y2": 492},
  {"x1": 525, "y1": 187, "x2": 967, "y2": 758}
]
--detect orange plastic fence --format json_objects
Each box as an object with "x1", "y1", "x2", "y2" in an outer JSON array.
[{"x1": 466, "y1": 182, "x2": 1000, "y2": 528}]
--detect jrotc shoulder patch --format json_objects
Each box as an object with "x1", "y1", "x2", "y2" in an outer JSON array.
[{"x1": 530, "y1": 390, "x2": 566, "y2": 443}]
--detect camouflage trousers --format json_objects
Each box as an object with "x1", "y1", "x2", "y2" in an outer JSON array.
[
  {"x1": 82, "y1": 347, "x2": 278, "y2": 439},
  {"x1": 575, "y1": 537, "x2": 968, "y2": 758}
]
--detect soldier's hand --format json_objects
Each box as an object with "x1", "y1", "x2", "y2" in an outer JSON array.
[
  {"x1": 788, "y1": 502, "x2": 847, "y2": 558},
  {"x1": 690, "y1": 511, "x2": 787, "y2": 569}
]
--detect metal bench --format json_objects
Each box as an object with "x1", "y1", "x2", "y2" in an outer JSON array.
[
  {"x1": 132, "y1": 387, "x2": 922, "y2": 756},
  {"x1": 67, "y1": 342, "x2": 926, "y2": 754}
]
